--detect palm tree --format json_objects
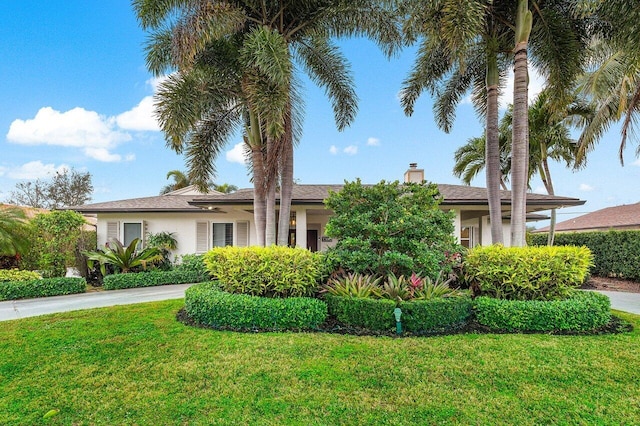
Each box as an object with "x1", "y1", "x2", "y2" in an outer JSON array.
[
  {"x1": 160, "y1": 170, "x2": 191, "y2": 194},
  {"x1": 134, "y1": 1, "x2": 400, "y2": 247},
  {"x1": 213, "y1": 183, "x2": 238, "y2": 194},
  {"x1": 453, "y1": 134, "x2": 511, "y2": 191},
  {"x1": 400, "y1": 0, "x2": 514, "y2": 245},
  {"x1": 0, "y1": 207, "x2": 30, "y2": 257}
]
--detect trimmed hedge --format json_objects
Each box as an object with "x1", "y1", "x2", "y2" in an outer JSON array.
[
  {"x1": 529, "y1": 230, "x2": 640, "y2": 281},
  {"x1": 203, "y1": 246, "x2": 322, "y2": 297},
  {"x1": 474, "y1": 291, "x2": 611, "y2": 332},
  {"x1": 325, "y1": 294, "x2": 473, "y2": 333},
  {"x1": 0, "y1": 277, "x2": 86, "y2": 301},
  {"x1": 325, "y1": 295, "x2": 397, "y2": 331},
  {"x1": 0, "y1": 269, "x2": 41, "y2": 282},
  {"x1": 103, "y1": 270, "x2": 205, "y2": 290},
  {"x1": 174, "y1": 254, "x2": 210, "y2": 282},
  {"x1": 465, "y1": 245, "x2": 592, "y2": 300},
  {"x1": 185, "y1": 282, "x2": 327, "y2": 331},
  {"x1": 402, "y1": 297, "x2": 473, "y2": 333}
]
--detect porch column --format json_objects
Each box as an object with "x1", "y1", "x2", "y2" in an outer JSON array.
[
  {"x1": 295, "y1": 208, "x2": 307, "y2": 249},
  {"x1": 453, "y1": 210, "x2": 462, "y2": 245}
]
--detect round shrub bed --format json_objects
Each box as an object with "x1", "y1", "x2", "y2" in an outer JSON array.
[
  {"x1": 325, "y1": 294, "x2": 473, "y2": 333},
  {"x1": 185, "y1": 282, "x2": 328, "y2": 331},
  {"x1": 474, "y1": 291, "x2": 611, "y2": 332}
]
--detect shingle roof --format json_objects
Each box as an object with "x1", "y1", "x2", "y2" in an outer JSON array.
[
  {"x1": 534, "y1": 202, "x2": 640, "y2": 232},
  {"x1": 70, "y1": 183, "x2": 584, "y2": 213}
]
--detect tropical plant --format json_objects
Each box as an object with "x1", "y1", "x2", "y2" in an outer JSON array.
[
  {"x1": 453, "y1": 133, "x2": 511, "y2": 191},
  {"x1": 146, "y1": 231, "x2": 178, "y2": 270},
  {"x1": 413, "y1": 271, "x2": 464, "y2": 300},
  {"x1": 160, "y1": 170, "x2": 191, "y2": 194},
  {"x1": 380, "y1": 274, "x2": 411, "y2": 303},
  {"x1": 85, "y1": 238, "x2": 163, "y2": 275},
  {"x1": 322, "y1": 273, "x2": 382, "y2": 299},
  {"x1": 134, "y1": 0, "x2": 400, "y2": 247},
  {"x1": 0, "y1": 207, "x2": 30, "y2": 257}
]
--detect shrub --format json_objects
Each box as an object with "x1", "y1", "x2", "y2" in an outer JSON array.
[
  {"x1": 529, "y1": 230, "x2": 640, "y2": 281},
  {"x1": 203, "y1": 246, "x2": 322, "y2": 297},
  {"x1": 473, "y1": 291, "x2": 611, "y2": 332},
  {"x1": 322, "y1": 273, "x2": 382, "y2": 298},
  {"x1": 174, "y1": 254, "x2": 210, "y2": 281},
  {"x1": 324, "y1": 294, "x2": 397, "y2": 331},
  {"x1": 0, "y1": 269, "x2": 41, "y2": 282},
  {"x1": 323, "y1": 179, "x2": 462, "y2": 279},
  {"x1": 465, "y1": 245, "x2": 592, "y2": 300},
  {"x1": 103, "y1": 270, "x2": 205, "y2": 290},
  {"x1": 0, "y1": 277, "x2": 86, "y2": 301},
  {"x1": 185, "y1": 282, "x2": 327, "y2": 331},
  {"x1": 401, "y1": 297, "x2": 473, "y2": 333}
]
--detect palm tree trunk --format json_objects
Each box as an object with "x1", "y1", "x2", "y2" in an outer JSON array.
[
  {"x1": 277, "y1": 101, "x2": 294, "y2": 246},
  {"x1": 251, "y1": 145, "x2": 267, "y2": 247},
  {"x1": 265, "y1": 135, "x2": 277, "y2": 246},
  {"x1": 539, "y1": 154, "x2": 557, "y2": 246},
  {"x1": 485, "y1": 47, "x2": 504, "y2": 245},
  {"x1": 511, "y1": 0, "x2": 532, "y2": 247}
]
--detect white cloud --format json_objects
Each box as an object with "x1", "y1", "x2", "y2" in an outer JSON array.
[
  {"x1": 6, "y1": 161, "x2": 69, "y2": 180},
  {"x1": 532, "y1": 186, "x2": 547, "y2": 194},
  {"x1": 116, "y1": 96, "x2": 160, "y2": 131},
  {"x1": 329, "y1": 145, "x2": 338, "y2": 155},
  {"x1": 579, "y1": 183, "x2": 594, "y2": 192},
  {"x1": 633, "y1": 158, "x2": 640, "y2": 166},
  {"x1": 84, "y1": 148, "x2": 122, "y2": 162},
  {"x1": 499, "y1": 68, "x2": 545, "y2": 109},
  {"x1": 367, "y1": 137, "x2": 380, "y2": 146},
  {"x1": 226, "y1": 142, "x2": 247, "y2": 164},
  {"x1": 6, "y1": 107, "x2": 132, "y2": 162},
  {"x1": 125, "y1": 154, "x2": 136, "y2": 162},
  {"x1": 343, "y1": 145, "x2": 358, "y2": 155}
]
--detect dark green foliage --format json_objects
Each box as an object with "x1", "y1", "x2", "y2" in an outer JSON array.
[
  {"x1": 324, "y1": 294, "x2": 397, "y2": 331},
  {"x1": 529, "y1": 230, "x2": 640, "y2": 281},
  {"x1": 0, "y1": 277, "x2": 86, "y2": 301},
  {"x1": 103, "y1": 270, "x2": 205, "y2": 290},
  {"x1": 203, "y1": 246, "x2": 322, "y2": 297},
  {"x1": 174, "y1": 254, "x2": 210, "y2": 281},
  {"x1": 401, "y1": 297, "x2": 473, "y2": 333},
  {"x1": 474, "y1": 291, "x2": 611, "y2": 332},
  {"x1": 324, "y1": 179, "x2": 461, "y2": 280},
  {"x1": 465, "y1": 245, "x2": 593, "y2": 300},
  {"x1": 185, "y1": 282, "x2": 327, "y2": 331}
]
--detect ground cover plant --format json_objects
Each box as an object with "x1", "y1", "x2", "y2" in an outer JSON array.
[{"x1": 0, "y1": 301, "x2": 637, "y2": 425}]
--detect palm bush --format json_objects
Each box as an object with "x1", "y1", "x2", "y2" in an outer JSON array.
[
  {"x1": 85, "y1": 238, "x2": 163, "y2": 275},
  {"x1": 322, "y1": 273, "x2": 382, "y2": 299}
]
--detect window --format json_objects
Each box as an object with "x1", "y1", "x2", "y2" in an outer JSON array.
[
  {"x1": 212, "y1": 223, "x2": 233, "y2": 247},
  {"x1": 123, "y1": 222, "x2": 142, "y2": 247}
]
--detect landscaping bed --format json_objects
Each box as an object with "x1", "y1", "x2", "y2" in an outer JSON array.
[{"x1": 582, "y1": 276, "x2": 640, "y2": 293}]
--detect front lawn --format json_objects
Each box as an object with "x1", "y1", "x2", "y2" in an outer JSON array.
[{"x1": 1, "y1": 300, "x2": 638, "y2": 425}]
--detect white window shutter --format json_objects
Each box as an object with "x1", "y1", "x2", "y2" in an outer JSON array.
[
  {"x1": 196, "y1": 222, "x2": 209, "y2": 254},
  {"x1": 236, "y1": 221, "x2": 249, "y2": 247},
  {"x1": 106, "y1": 221, "x2": 120, "y2": 242}
]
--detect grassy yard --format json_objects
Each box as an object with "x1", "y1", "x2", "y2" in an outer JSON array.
[{"x1": 1, "y1": 300, "x2": 638, "y2": 425}]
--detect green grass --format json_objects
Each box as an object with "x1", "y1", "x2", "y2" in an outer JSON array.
[{"x1": 1, "y1": 301, "x2": 638, "y2": 425}]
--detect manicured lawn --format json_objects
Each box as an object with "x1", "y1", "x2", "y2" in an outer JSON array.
[{"x1": 1, "y1": 300, "x2": 638, "y2": 425}]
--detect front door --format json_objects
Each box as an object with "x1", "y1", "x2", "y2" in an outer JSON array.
[{"x1": 306, "y1": 230, "x2": 318, "y2": 252}]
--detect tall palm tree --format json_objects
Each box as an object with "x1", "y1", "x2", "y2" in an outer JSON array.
[
  {"x1": 0, "y1": 207, "x2": 30, "y2": 257},
  {"x1": 453, "y1": 134, "x2": 511, "y2": 191},
  {"x1": 134, "y1": 1, "x2": 400, "y2": 247},
  {"x1": 400, "y1": 0, "x2": 514, "y2": 245}
]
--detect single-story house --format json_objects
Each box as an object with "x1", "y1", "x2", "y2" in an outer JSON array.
[
  {"x1": 70, "y1": 164, "x2": 584, "y2": 257},
  {"x1": 534, "y1": 202, "x2": 640, "y2": 233}
]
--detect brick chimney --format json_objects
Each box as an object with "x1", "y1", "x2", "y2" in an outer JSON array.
[{"x1": 404, "y1": 163, "x2": 424, "y2": 183}]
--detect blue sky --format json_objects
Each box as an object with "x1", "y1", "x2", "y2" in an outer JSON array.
[{"x1": 1, "y1": 2, "x2": 638, "y2": 227}]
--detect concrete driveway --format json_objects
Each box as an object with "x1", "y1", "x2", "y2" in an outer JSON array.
[
  {"x1": 594, "y1": 290, "x2": 640, "y2": 315},
  {"x1": 0, "y1": 283, "x2": 194, "y2": 322}
]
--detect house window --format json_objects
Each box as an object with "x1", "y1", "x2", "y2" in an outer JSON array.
[
  {"x1": 123, "y1": 222, "x2": 142, "y2": 247},
  {"x1": 212, "y1": 223, "x2": 233, "y2": 247}
]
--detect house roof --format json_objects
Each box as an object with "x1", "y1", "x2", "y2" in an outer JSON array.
[
  {"x1": 70, "y1": 183, "x2": 584, "y2": 214},
  {"x1": 534, "y1": 202, "x2": 640, "y2": 233}
]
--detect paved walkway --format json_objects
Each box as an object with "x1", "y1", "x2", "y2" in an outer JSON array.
[
  {"x1": 0, "y1": 283, "x2": 194, "y2": 322},
  {"x1": 0, "y1": 285, "x2": 638, "y2": 322}
]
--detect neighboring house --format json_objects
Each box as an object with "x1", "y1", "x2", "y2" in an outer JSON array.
[
  {"x1": 70, "y1": 164, "x2": 584, "y2": 257},
  {"x1": 534, "y1": 202, "x2": 640, "y2": 233}
]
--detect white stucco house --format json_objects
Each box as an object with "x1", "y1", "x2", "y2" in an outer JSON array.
[{"x1": 71, "y1": 164, "x2": 584, "y2": 257}]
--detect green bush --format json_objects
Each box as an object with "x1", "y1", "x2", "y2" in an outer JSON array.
[
  {"x1": 529, "y1": 230, "x2": 640, "y2": 281},
  {"x1": 174, "y1": 254, "x2": 210, "y2": 281},
  {"x1": 103, "y1": 270, "x2": 205, "y2": 290},
  {"x1": 325, "y1": 294, "x2": 397, "y2": 331},
  {"x1": 465, "y1": 245, "x2": 592, "y2": 300},
  {"x1": 473, "y1": 291, "x2": 611, "y2": 332},
  {"x1": 185, "y1": 282, "x2": 327, "y2": 331},
  {"x1": 402, "y1": 297, "x2": 473, "y2": 333},
  {"x1": 0, "y1": 269, "x2": 41, "y2": 282},
  {"x1": 323, "y1": 179, "x2": 462, "y2": 280},
  {"x1": 0, "y1": 277, "x2": 86, "y2": 301},
  {"x1": 203, "y1": 246, "x2": 322, "y2": 297}
]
